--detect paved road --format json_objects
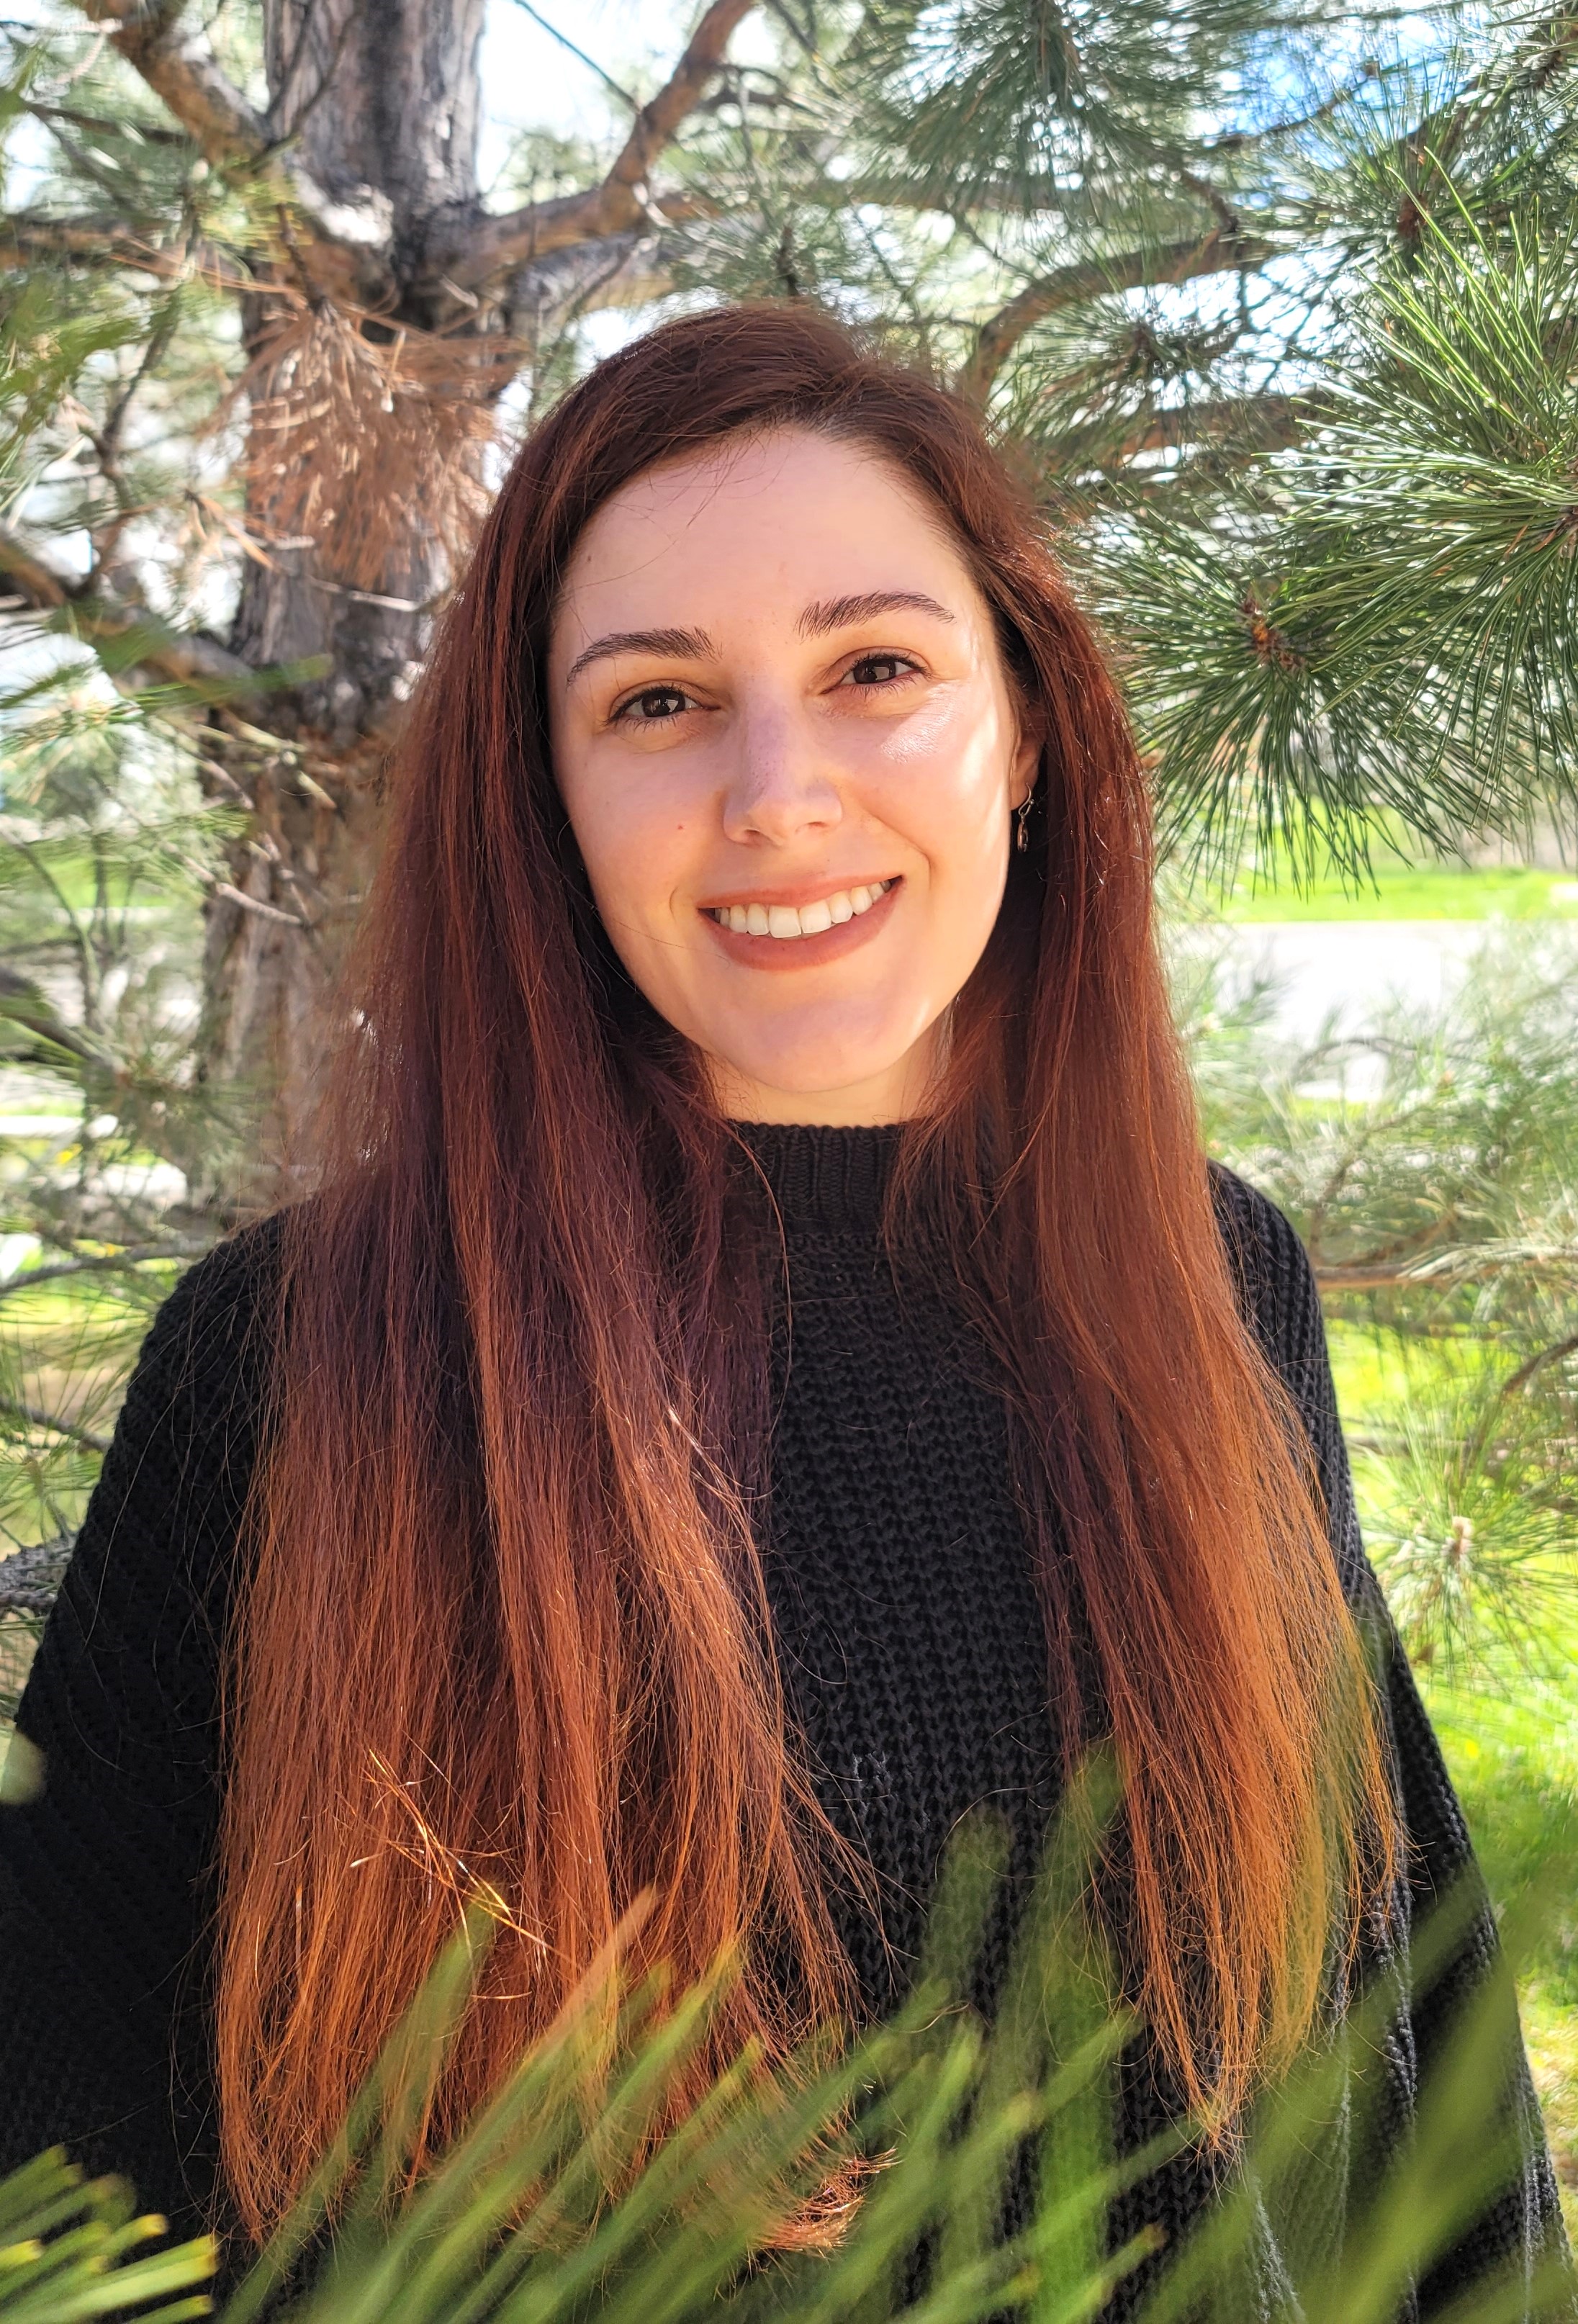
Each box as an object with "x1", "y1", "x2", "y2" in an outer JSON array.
[{"x1": 1204, "y1": 922, "x2": 1496, "y2": 1047}]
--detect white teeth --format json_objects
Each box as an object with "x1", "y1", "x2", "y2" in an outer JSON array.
[{"x1": 711, "y1": 880, "x2": 893, "y2": 940}]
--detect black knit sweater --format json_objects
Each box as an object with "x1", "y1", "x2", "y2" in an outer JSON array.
[{"x1": 0, "y1": 1128, "x2": 1564, "y2": 2317}]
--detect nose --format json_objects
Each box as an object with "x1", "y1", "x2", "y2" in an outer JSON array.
[{"x1": 719, "y1": 696, "x2": 844, "y2": 847}]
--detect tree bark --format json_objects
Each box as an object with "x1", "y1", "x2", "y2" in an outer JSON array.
[
  {"x1": 204, "y1": 0, "x2": 488, "y2": 1198},
  {"x1": 263, "y1": 0, "x2": 484, "y2": 244},
  {"x1": 9, "y1": 1, "x2": 761, "y2": 1207}
]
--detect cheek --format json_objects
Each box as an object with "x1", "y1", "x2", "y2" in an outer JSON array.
[
  {"x1": 864, "y1": 688, "x2": 1014, "y2": 858},
  {"x1": 562, "y1": 759, "x2": 698, "y2": 931}
]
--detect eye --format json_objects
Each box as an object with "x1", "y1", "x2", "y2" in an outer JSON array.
[
  {"x1": 841, "y1": 653, "x2": 920, "y2": 690},
  {"x1": 613, "y1": 684, "x2": 697, "y2": 725}
]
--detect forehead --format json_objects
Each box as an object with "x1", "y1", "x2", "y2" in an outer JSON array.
[{"x1": 551, "y1": 428, "x2": 984, "y2": 651}]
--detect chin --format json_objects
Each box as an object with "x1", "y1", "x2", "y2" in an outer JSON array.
[
  {"x1": 706, "y1": 1022, "x2": 930, "y2": 1120},
  {"x1": 687, "y1": 994, "x2": 939, "y2": 1115}
]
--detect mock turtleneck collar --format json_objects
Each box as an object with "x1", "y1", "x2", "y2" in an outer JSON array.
[{"x1": 729, "y1": 1120, "x2": 903, "y2": 1238}]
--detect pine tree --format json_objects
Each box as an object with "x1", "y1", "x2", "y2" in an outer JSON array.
[
  {"x1": 4, "y1": 0, "x2": 1577, "y2": 1186},
  {"x1": 1176, "y1": 920, "x2": 1578, "y2": 1679},
  {"x1": 4, "y1": 0, "x2": 1578, "y2": 2238},
  {"x1": 4, "y1": 0, "x2": 1577, "y2": 1618}
]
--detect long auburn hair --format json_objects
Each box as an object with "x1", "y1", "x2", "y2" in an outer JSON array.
[{"x1": 217, "y1": 302, "x2": 1393, "y2": 2238}]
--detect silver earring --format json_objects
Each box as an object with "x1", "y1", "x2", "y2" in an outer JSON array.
[{"x1": 1016, "y1": 792, "x2": 1033, "y2": 852}]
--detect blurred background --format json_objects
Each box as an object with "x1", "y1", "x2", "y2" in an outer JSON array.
[{"x1": 1, "y1": 0, "x2": 1576, "y2": 2225}]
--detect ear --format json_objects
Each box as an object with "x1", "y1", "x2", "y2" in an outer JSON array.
[{"x1": 1009, "y1": 721, "x2": 1041, "y2": 813}]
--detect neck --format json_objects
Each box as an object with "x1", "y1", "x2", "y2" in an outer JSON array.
[{"x1": 706, "y1": 1026, "x2": 941, "y2": 1127}]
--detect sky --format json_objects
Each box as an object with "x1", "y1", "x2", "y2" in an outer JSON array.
[
  {"x1": 7, "y1": 1, "x2": 732, "y2": 199},
  {"x1": 475, "y1": 0, "x2": 756, "y2": 187}
]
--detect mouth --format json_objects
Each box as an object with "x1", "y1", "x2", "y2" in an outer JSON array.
[{"x1": 703, "y1": 879, "x2": 898, "y2": 942}]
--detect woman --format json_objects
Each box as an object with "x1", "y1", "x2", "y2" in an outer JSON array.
[{"x1": 0, "y1": 304, "x2": 1561, "y2": 2315}]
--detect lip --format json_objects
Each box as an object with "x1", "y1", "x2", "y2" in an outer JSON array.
[
  {"x1": 695, "y1": 876, "x2": 902, "y2": 911},
  {"x1": 698, "y1": 875, "x2": 902, "y2": 971}
]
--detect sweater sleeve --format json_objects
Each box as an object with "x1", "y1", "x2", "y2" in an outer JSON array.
[
  {"x1": 0, "y1": 1221, "x2": 277, "y2": 2241},
  {"x1": 1209, "y1": 1163, "x2": 1571, "y2": 2317}
]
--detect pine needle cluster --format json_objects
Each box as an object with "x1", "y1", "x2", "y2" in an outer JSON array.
[
  {"x1": 4, "y1": 1798, "x2": 1571, "y2": 2324},
  {"x1": 1176, "y1": 916, "x2": 1578, "y2": 1679}
]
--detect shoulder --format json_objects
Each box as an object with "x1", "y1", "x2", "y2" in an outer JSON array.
[
  {"x1": 1207, "y1": 1161, "x2": 1325, "y2": 1378},
  {"x1": 14, "y1": 1214, "x2": 296, "y2": 1778},
  {"x1": 1207, "y1": 1163, "x2": 1374, "y2": 1601},
  {"x1": 122, "y1": 1209, "x2": 290, "y2": 1433},
  {"x1": 139, "y1": 1207, "x2": 289, "y2": 1360},
  {"x1": 1207, "y1": 1160, "x2": 1308, "y2": 1300},
  {"x1": 57, "y1": 1212, "x2": 292, "y2": 1608},
  {"x1": 1206, "y1": 1163, "x2": 1348, "y2": 1500}
]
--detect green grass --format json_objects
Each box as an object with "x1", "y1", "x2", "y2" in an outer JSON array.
[
  {"x1": 1426, "y1": 1693, "x2": 1578, "y2": 2229},
  {"x1": 1211, "y1": 862, "x2": 1578, "y2": 922},
  {"x1": 1327, "y1": 1320, "x2": 1466, "y2": 1409},
  {"x1": 1330, "y1": 1330, "x2": 1578, "y2": 2227}
]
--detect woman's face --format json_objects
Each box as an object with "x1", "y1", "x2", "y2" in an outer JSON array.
[{"x1": 549, "y1": 428, "x2": 1038, "y2": 1124}]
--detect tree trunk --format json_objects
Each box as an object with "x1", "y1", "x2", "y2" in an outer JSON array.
[
  {"x1": 0, "y1": 0, "x2": 754, "y2": 1207},
  {"x1": 202, "y1": 0, "x2": 487, "y2": 1202}
]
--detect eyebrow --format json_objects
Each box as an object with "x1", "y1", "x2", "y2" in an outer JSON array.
[
  {"x1": 798, "y1": 590, "x2": 956, "y2": 637},
  {"x1": 564, "y1": 626, "x2": 717, "y2": 685},
  {"x1": 563, "y1": 590, "x2": 957, "y2": 688}
]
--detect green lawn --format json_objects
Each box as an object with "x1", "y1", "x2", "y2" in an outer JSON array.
[
  {"x1": 1427, "y1": 1683, "x2": 1578, "y2": 2220},
  {"x1": 1329, "y1": 1325, "x2": 1578, "y2": 2226},
  {"x1": 1189, "y1": 852, "x2": 1578, "y2": 2213},
  {"x1": 1197, "y1": 847, "x2": 1578, "y2": 923}
]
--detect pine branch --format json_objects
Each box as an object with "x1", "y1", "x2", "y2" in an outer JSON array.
[
  {"x1": 434, "y1": 0, "x2": 756, "y2": 290},
  {"x1": 1382, "y1": 12, "x2": 1578, "y2": 187},
  {"x1": 0, "y1": 516, "x2": 259, "y2": 695},
  {"x1": 0, "y1": 1533, "x2": 76, "y2": 1615},
  {"x1": 67, "y1": 0, "x2": 269, "y2": 166},
  {"x1": 1314, "y1": 1264, "x2": 1455, "y2": 1291},
  {"x1": 61, "y1": 0, "x2": 398, "y2": 302},
  {"x1": 1497, "y1": 1330, "x2": 1578, "y2": 1402},
  {"x1": 1207, "y1": 64, "x2": 1382, "y2": 153},
  {"x1": 508, "y1": 230, "x2": 680, "y2": 338},
  {"x1": 605, "y1": 0, "x2": 757, "y2": 210},
  {"x1": 0, "y1": 1242, "x2": 211, "y2": 1303},
  {"x1": 957, "y1": 229, "x2": 1282, "y2": 402},
  {"x1": 430, "y1": 189, "x2": 717, "y2": 294},
  {"x1": 16, "y1": 95, "x2": 189, "y2": 147},
  {"x1": 0, "y1": 961, "x2": 120, "y2": 1080},
  {"x1": 505, "y1": 0, "x2": 641, "y2": 115},
  {"x1": 807, "y1": 172, "x2": 1073, "y2": 212},
  {"x1": 0, "y1": 1395, "x2": 112, "y2": 1455},
  {"x1": 1051, "y1": 390, "x2": 1317, "y2": 474},
  {"x1": 0, "y1": 211, "x2": 253, "y2": 292}
]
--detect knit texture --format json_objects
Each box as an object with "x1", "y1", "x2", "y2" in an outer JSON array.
[{"x1": 0, "y1": 1131, "x2": 1564, "y2": 2318}]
